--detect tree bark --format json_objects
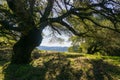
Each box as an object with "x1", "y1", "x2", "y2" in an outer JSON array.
[{"x1": 11, "y1": 28, "x2": 43, "y2": 64}]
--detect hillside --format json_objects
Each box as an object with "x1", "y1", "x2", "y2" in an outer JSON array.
[
  {"x1": 38, "y1": 46, "x2": 68, "y2": 52},
  {"x1": 0, "y1": 48, "x2": 120, "y2": 80}
]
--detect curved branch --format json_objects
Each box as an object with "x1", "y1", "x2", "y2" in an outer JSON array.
[
  {"x1": 58, "y1": 20, "x2": 88, "y2": 36},
  {"x1": 81, "y1": 17, "x2": 120, "y2": 33},
  {"x1": 49, "y1": 23, "x2": 61, "y2": 35}
]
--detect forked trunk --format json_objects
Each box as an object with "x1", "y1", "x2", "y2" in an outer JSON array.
[{"x1": 11, "y1": 28, "x2": 43, "y2": 64}]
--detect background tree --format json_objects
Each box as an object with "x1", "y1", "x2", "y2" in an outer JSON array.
[
  {"x1": 69, "y1": 25, "x2": 120, "y2": 56},
  {"x1": 86, "y1": 29, "x2": 120, "y2": 56},
  {"x1": 0, "y1": 0, "x2": 120, "y2": 64}
]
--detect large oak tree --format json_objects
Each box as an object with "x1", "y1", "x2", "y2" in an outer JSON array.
[{"x1": 0, "y1": 0, "x2": 120, "y2": 64}]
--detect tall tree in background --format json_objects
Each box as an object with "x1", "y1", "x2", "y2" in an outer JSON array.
[{"x1": 0, "y1": 0, "x2": 120, "y2": 64}]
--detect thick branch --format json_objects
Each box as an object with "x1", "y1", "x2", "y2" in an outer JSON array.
[
  {"x1": 0, "y1": 20, "x2": 21, "y2": 32},
  {"x1": 42, "y1": 0, "x2": 54, "y2": 18}
]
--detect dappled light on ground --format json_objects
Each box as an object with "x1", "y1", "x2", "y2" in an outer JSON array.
[{"x1": 0, "y1": 49, "x2": 120, "y2": 80}]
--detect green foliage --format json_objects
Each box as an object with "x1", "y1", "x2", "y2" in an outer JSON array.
[
  {"x1": 70, "y1": 29, "x2": 120, "y2": 56},
  {"x1": 0, "y1": 1, "x2": 17, "y2": 47},
  {"x1": 68, "y1": 45, "x2": 82, "y2": 53},
  {"x1": 0, "y1": 37, "x2": 15, "y2": 46},
  {"x1": 69, "y1": 13, "x2": 120, "y2": 56}
]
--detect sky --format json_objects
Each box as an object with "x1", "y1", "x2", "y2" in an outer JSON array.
[
  {"x1": 40, "y1": 36, "x2": 72, "y2": 47},
  {"x1": 40, "y1": 27, "x2": 72, "y2": 47},
  {"x1": 40, "y1": 38, "x2": 72, "y2": 47}
]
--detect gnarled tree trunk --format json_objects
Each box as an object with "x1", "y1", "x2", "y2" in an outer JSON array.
[{"x1": 11, "y1": 28, "x2": 43, "y2": 64}]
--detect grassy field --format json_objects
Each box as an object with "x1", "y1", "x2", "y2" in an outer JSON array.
[{"x1": 0, "y1": 48, "x2": 120, "y2": 80}]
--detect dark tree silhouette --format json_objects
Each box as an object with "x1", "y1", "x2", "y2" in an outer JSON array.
[{"x1": 0, "y1": 0, "x2": 120, "y2": 64}]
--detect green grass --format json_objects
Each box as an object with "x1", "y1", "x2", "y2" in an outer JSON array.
[{"x1": 0, "y1": 49, "x2": 120, "y2": 80}]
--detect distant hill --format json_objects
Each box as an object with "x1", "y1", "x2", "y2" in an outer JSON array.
[{"x1": 37, "y1": 46, "x2": 68, "y2": 52}]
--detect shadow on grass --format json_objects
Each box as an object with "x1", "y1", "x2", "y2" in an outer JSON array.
[
  {"x1": 32, "y1": 52, "x2": 84, "y2": 59},
  {"x1": 2, "y1": 52, "x2": 120, "y2": 80},
  {"x1": 102, "y1": 56, "x2": 120, "y2": 62},
  {"x1": 87, "y1": 59, "x2": 120, "y2": 80},
  {"x1": 3, "y1": 53, "x2": 83, "y2": 80},
  {"x1": 3, "y1": 64, "x2": 49, "y2": 80},
  {"x1": 65, "y1": 54, "x2": 84, "y2": 58}
]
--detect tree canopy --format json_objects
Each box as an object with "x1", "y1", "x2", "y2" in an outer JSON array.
[
  {"x1": 0, "y1": 0, "x2": 120, "y2": 36},
  {"x1": 0, "y1": 0, "x2": 120, "y2": 64}
]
